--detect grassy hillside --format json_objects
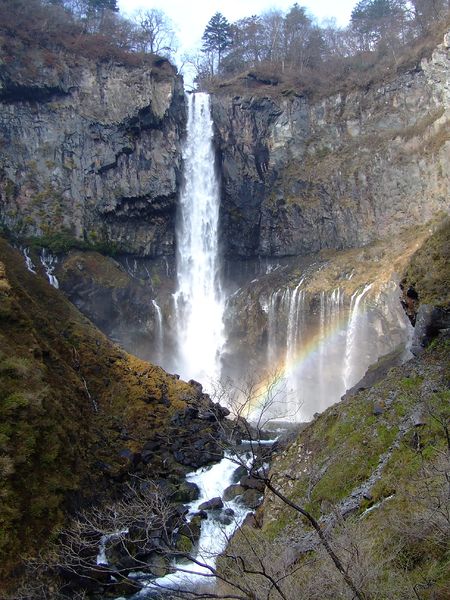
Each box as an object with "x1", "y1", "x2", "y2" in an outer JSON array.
[
  {"x1": 0, "y1": 237, "x2": 209, "y2": 589},
  {"x1": 218, "y1": 227, "x2": 450, "y2": 600}
]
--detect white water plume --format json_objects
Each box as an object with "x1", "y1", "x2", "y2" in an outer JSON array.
[
  {"x1": 151, "y1": 299, "x2": 164, "y2": 364},
  {"x1": 173, "y1": 93, "x2": 225, "y2": 385}
]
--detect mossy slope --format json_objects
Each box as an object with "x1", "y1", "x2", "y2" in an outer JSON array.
[{"x1": 0, "y1": 237, "x2": 207, "y2": 587}]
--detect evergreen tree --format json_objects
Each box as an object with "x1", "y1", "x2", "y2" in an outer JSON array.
[
  {"x1": 87, "y1": 0, "x2": 118, "y2": 12},
  {"x1": 201, "y1": 12, "x2": 232, "y2": 75},
  {"x1": 351, "y1": 0, "x2": 404, "y2": 49}
]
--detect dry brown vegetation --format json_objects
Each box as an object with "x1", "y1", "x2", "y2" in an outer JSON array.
[
  {"x1": 201, "y1": 8, "x2": 450, "y2": 99},
  {"x1": 0, "y1": 0, "x2": 174, "y2": 80}
]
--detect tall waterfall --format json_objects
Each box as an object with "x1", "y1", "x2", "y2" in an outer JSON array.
[{"x1": 174, "y1": 93, "x2": 225, "y2": 384}]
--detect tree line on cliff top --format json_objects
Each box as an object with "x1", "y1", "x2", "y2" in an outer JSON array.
[
  {"x1": 195, "y1": 0, "x2": 450, "y2": 91},
  {"x1": 1, "y1": 0, "x2": 449, "y2": 91}
]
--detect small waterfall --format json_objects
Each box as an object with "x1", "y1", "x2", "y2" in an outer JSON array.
[
  {"x1": 132, "y1": 452, "x2": 253, "y2": 596},
  {"x1": 285, "y1": 281, "x2": 305, "y2": 417},
  {"x1": 343, "y1": 284, "x2": 372, "y2": 391},
  {"x1": 40, "y1": 248, "x2": 59, "y2": 288},
  {"x1": 22, "y1": 248, "x2": 36, "y2": 274},
  {"x1": 173, "y1": 92, "x2": 225, "y2": 384},
  {"x1": 151, "y1": 299, "x2": 164, "y2": 364}
]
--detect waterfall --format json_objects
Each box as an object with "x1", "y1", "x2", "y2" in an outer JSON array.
[
  {"x1": 285, "y1": 281, "x2": 305, "y2": 418},
  {"x1": 173, "y1": 93, "x2": 225, "y2": 384},
  {"x1": 343, "y1": 284, "x2": 373, "y2": 391},
  {"x1": 22, "y1": 248, "x2": 36, "y2": 274},
  {"x1": 151, "y1": 299, "x2": 164, "y2": 364},
  {"x1": 40, "y1": 248, "x2": 59, "y2": 288}
]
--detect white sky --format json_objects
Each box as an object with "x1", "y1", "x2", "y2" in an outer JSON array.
[{"x1": 118, "y1": 0, "x2": 356, "y2": 59}]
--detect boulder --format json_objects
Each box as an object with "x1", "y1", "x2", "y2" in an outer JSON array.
[
  {"x1": 241, "y1": 489, "x2": 263, "y2": 509},
  {"x1": 172, "y1": 481, "x2": 200, "y2": 503},
  {"x1": 223, "y1": 484, "x2": 245, "y2": 501},
  {"x1": 240, "y1": 476, "x2": 265, "y2": 492},
  {"x1": 198, "y1": 497, "x2": 224, "y2": 511},
  {"x1": 232, "y1": 465, "x2": 248, "y2": 483}
]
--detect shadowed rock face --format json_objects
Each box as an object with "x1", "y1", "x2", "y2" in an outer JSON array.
[
  {"x1": 0, "y1": 57, "x2": 186, "y2": 257},
  {"x1": 211, "y1": 32, "x2": 450, "y2": 259}
]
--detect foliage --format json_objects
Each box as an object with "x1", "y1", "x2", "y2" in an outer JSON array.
[
  {"x1": 24, "y1": 230, "x2": 120, "y2": 256},
  {"x1": 0, "y1": 0, "x2": 176, "y2": 71},
  {"x1": 201, "y1": 12, "x2": 233, "y2": 76},
  {"x1": 0, "y1": 237, "x2": 200, "y2": 592},
  {"x1": 194, "y1": 1, "x2": 450, "y2": 94},
  {"x1": 131, "y1": 8, "x2": 177, "y2": 57}
]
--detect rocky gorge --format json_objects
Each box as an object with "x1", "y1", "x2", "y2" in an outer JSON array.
[{"x1": 0, "y1": 9, "x2": 449, "y2": 600}]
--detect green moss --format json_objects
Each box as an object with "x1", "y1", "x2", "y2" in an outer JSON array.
[
  {"x1": 401, "y1": 218, "x2": 450, "y2": 307},
  {"x1": 0, "y1": 237, "x2": 201, "y2": 588}
]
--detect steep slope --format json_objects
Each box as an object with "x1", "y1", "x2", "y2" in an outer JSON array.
[
  {"x1": 0, "y1": 237, "x2": 225, "y2": 589},
  {"x1": 217, "y1": 224, "x2": 450, "y2": 600}
]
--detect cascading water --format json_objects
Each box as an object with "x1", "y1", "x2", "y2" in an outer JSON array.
[
  {"x1": 129, "y1": 451, "x2": 255, "y2": 598},
  {"x1": 173, "y1": 93, "x2": 225, "y2": 384},
  {"x1": 40, "y1": 248, "x2": 59, "y2": 288},
  {"x1": 343, "y1": 284, "x2": 373, "y2": 390},
  {"x1": 256, "y1": 279, "x2": 411, "y2": 422},
  {"x1": 151, "y1": 299, "x2": 164, "y2": 364}
]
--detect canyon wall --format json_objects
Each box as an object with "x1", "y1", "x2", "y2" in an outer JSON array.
[
  {"x1": 212, "y1": 33, "x2": 450, "y2": 258},
  {"x1": 0, "y1": 55, "x2": 185, "y2": 256}
]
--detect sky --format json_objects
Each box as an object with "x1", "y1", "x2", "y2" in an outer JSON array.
[{"x1": 118, "y1": 0, "x2": 356, "y2": 62}]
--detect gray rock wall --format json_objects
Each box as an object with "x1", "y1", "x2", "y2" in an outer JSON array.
[
  {"x1": 0, "y1": 57, "x2": 186, "y2": 257},
  {"x1": 212, "y1": 32, "x2": 450, "y2": 259}
]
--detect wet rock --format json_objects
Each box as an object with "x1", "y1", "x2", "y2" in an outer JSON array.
[
  {"x1": 217, "y1": 511, "x2": 235, "y2": 526},
  {"x1": 232, "y1": 465, "x2": 248, "y2": 483},
  {"x1": 175, "y1": 534, "x2": 193, "y2": 554},
  {"x1": 192, "y1": 510, "x2": 208, "y2": 520},
  {"x1": 146, "y1": 552, "x2": 171, "y2": 578},
  {"x1": 198, "y1": 497, "x2": 224, "y2": 511},
  {"x1": 178, "y1": 516, "x2": 202, "y2": 543},
  {"x1": 223, "y1": 484, "x2": 245, "y2": 501},
  {"x1": 240, "y1": 476, "x2": 265, "y2": 492},
  {"x1": 241, "y1": 489, "x2": 263, "y2": 509},
  {"x1": 172, "y1": 481, "x2": 200, "y2": 503}
]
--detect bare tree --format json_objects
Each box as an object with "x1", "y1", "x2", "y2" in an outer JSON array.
[{"x1": 132, "y1": 8, "x2": 177, "y2": 57}]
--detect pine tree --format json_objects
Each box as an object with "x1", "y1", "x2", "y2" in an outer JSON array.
[
  {"x1": 87, "y1": 0, "x2": 118, "y2": 14},
  {"x1": 201, "y1": 12, "x2": 232, "y2": 75},
  {"x1": 351, "y1": 0, "x2": 404, "y2": 49}
]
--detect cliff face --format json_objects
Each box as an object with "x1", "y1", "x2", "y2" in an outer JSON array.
[
  {"x1": 0, "y1": 56, "x2": 185, "y2": 257},
  {"x1": 212, "y1": 33, "x2": 450, "y2": 259}
]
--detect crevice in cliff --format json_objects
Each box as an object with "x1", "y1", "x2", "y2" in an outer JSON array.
[
  {"x1": 101, "y1": 193, "x2": 177, "y2": 219},
  {"x1": 0, "y1": 81, "x2": 69, "y2": 103}
]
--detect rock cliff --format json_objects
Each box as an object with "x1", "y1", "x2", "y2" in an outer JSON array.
[
  {"x1": 0, "y1": 55, "x2": 185, "y2": 256},
  {"x1": 212, "y1": 33, "x2": 450, "y2": 258}
]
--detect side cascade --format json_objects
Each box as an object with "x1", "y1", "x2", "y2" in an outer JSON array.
[
  {"x1": 151, "y1": 299, "x2": 164, "y2": 364},
  {"x1": 173, "y1": 93, "x2": 225, "y2": 385},
  {"x1": 259, "y1": 280, "x2": 411, "y2": 421}
]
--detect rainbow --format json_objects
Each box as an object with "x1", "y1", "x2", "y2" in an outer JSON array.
[{"x1": 243, "y1": 284, "x2": 376, "y2": 421}]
